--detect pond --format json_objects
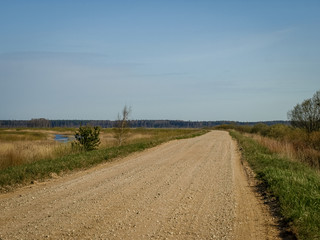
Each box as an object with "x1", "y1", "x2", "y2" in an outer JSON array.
[{"x1": 54, "y1": 134, "x2": 74, "y2": 143}]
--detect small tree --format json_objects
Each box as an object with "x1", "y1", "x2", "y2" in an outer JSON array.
[
  {"x1": 288, "y1": 90, "x2": 320, "y2": 133},
  {"x1": 113, "y1": 105, "x2": 131, "y2": 146},
  {"x1": 74, "y1": 125, "x2": 101, "y2": 151}
]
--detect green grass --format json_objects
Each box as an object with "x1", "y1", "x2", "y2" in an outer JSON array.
[
  {"x1": 230, "y1": 130, "x2": 320, "y2": 240},
  {"x1": 0, "y1": 128, "x2": 207, "y2": 191}
]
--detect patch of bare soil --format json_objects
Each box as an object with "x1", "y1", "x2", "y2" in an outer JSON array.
[{"x1": 0, "y1": 131, "x2": 281, "y2": 239}]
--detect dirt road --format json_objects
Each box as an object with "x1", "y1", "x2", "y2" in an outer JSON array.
[{"x1": 0, "y1": 131, "x2": 280, "y2": 239}]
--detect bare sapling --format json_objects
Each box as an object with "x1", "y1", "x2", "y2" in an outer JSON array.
[{"x1": 113, "y1": 105, "x2": 131, "y2": 146}]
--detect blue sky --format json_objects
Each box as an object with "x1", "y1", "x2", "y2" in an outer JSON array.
[{"x1": 1, "y1": 0, "x2": 319, "y2": 121}]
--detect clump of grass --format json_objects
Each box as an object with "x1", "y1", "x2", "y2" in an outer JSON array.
[{"x1": 230, "y1": 130, "x2": 320, "y2": 240}]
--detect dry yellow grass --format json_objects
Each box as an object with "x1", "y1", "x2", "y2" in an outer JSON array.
[
  {"x1": 90, "y1": 132, "x2": 151, "y2": 148},
  {"x1": 249, "y1": 134, "x2": 320, "y2": 169},
  {"x1": 0, "y1": 140, "x2": 74, "y2": 169},
  {"x1": 0, "y1": 129, "x2": 75, "y2": 169}
]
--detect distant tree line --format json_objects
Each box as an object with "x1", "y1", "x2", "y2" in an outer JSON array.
[
  {"x1": 3, "y1": 90, "x2": 319, "y2": 131},
  {"x1": 0, "y1": 119, "x2": 288, "y2": 129}
]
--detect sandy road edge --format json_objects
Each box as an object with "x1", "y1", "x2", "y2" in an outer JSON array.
[{"x1": 231, "y1": 135, "x2": 294, "y2": 240}]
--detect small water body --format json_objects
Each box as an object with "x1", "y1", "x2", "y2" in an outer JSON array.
[{"x1": 54, "y1": 134, "x2": 73, "y2": 143}]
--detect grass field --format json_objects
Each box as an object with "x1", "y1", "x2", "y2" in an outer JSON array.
[
  {"x1": 216, "y1": 123, "x2": 320, "y2": 170},
  {"x1": 0, "y1": 128, "x2": 207, "y2": 191},
  {"x1": 230, "y1": 130, "x2": 320, "y2": 240}
]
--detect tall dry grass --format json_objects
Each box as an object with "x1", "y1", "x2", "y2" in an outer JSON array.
[
  {"x1": 249, "y1": 134, "x2": 320, "y2": 169},
  {"x1": 216, "y1": 123, "x2": 320, "y2": 169},
  {"x1": 0, "y1": 129, "x2": 78, "y2": 170},
  {"x1": 0, "y1": 140, "x2": 75, "y2": 170}
]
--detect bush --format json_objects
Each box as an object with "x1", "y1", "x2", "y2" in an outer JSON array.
[
  {"x1": 73, "y1": 125, "x2": 101, "y2": 151},
  {"x1": 267, "y1": 124, "x2": 291, "y2": 139},
  {"x1": 251, "y1": 123, "x2": 270, "y2": 136}
]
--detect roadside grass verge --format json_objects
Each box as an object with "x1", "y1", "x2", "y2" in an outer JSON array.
[
  {"x1": 230, "y1": 130, "x2": 320, "y2": 240},
  {"x1": 215, "y1": 123, "x2": 320, "y2": 169},
  {"x1": 250, "y1": 134, "x2": 320, "y2": 169},
  {"x1": 0, "y1": 129, "x2": 207, "y2": 191}
]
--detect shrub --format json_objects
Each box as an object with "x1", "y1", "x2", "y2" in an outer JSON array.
[
  {"x1": 73, "y1": 125, "x2": 101, "y2": 151},
  {"x1": 251, "y1": 123, "x2": 270, "y2": 136},
  {"x1": 267, "y1": 124, "x2": 291, "y2": 139}
]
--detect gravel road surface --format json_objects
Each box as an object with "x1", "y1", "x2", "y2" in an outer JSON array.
[{"x1": 0, "y1": 131, "x2": 280, "y2": 239}]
